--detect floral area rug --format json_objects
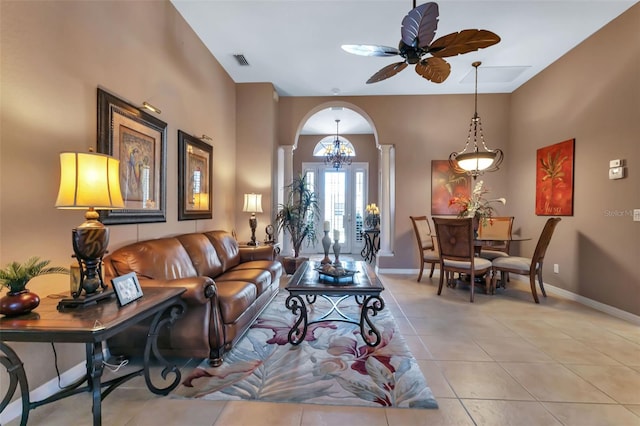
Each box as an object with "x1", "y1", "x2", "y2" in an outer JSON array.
[{"x1": 172, "y1": 290, "x2": 438, "y2": 409}]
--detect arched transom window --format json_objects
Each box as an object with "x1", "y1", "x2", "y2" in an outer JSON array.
[{"x1": 313, "y1": 136, "x2": 356, "y2": 157}]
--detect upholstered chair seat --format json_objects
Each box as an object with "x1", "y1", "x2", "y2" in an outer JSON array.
[{"x1": 491, "y1": 218, "x2": 561, "y2": 303}]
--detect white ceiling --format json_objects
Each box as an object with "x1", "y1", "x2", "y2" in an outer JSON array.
[{"x1": 171, "y1": 0, "x2": 635, "y2": 134}]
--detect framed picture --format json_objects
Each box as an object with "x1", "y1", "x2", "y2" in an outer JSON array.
[
  {"x1": 178, "y1": 130, "x2": 213, "y2": 220},
  {"x1": 111, "y1": 272, "x2": 144, "y2": 306},
  {"x1": 431, "y1": 160, "x2": 471, "y2": 215},
  {"x1": 535, "y1": 139, "x2": 575, "y2": 216},
  {"x1": 97, "y1": 88, "x2": 167, "y2": 224}
]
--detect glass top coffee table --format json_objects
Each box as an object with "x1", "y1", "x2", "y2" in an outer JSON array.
[{"x1": 284, "y1": 260, "x2": 385, "y2": 347}]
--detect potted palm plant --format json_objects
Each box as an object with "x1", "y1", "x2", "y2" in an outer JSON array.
[
  {"x1": 0, "y1": 257, "x2": 69, "y2": 316},
  {"x1": 275, "y1": 174, "x2": 320, "y2": 273}
]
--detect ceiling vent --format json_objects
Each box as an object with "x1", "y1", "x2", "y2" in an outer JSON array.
[{"x1": 233, "y1": 54, "x2": 249, "y2": 66}]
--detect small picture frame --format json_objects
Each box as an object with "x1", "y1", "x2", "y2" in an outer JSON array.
[{"x1": 111, "y1": 272, "x2": 144, "y2": 306}]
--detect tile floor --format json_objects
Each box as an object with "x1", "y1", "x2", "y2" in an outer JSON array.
[{"x1": 7, "y1": 269, "x2": 640, "y2": 426}]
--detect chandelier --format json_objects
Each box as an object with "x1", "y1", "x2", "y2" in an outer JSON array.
[
  {"x1": 449, "y1": 61, "x2": 503, "y2": 179},
  {"x1": 325, "y1": 119, "x2": 353, "y2": 170}
]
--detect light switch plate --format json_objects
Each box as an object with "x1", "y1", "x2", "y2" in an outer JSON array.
[
  {"x1": 634, "y1": 209, "x2": 640, "y2": 222},
  {"x1": 609, "y1": 167, "x2": 624, "y2": 179},
  {"x1": 609, "y1": 159, "x2": 622, "y2": 168}
]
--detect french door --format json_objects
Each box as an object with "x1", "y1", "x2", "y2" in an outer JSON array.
[{"x1": 302, "y1": 162, "x2": 368, "y2": 254}]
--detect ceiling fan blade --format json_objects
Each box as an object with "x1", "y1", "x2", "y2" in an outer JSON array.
[
  {"x1": 415, "y1": 57, "x2": 451, "y2": 83},
  {"x1": 401, "y1": 2, "x2": 439, "y2": 47},
  {"x1": 366, "y1": 62, "x2": 408, "y2": 84},
  {"x1": 429, "y1": 29, "x2": 501, "y2": 57},
  {"x1": 341, "y1": 44, "x2": 400, "y2": 57}
]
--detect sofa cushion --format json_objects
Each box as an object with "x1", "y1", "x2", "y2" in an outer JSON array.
[
  {"x1": 108, "y1": 238, "x2": 197, "y2": 280},
  {"x1": 232, "y1": 260, "x2": 282, "y2": 283},
  {"x1": 215, "y1": 280, "x2": 257, "y2": 324},
  {"x1": 215, "y1": 269, "x2": 272, "y2": 295},
  {"x1": 177, "y1": 233, "x2": 224, "y2": 277},
  {"x1": 205, "y1": 231, "x2": 241, "y2": 271}
]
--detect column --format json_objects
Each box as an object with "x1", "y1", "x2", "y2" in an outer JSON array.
[
  {"x1": 277, "y1": 145, "x2": 294, "y2": 256},
  {"x1": 378, "y1": 144, "x2": 394, "y2": 258}
]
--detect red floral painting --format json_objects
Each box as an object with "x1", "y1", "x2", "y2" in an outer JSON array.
[
  {"x1": 535, "y1": 139, "x2": 575, "y2": 216},
  {"x1": 431, "y1": 160, "x2": 471, "y2": 215}
]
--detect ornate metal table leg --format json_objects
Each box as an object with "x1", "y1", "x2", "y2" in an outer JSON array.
[
  {"x1": 86, "y1": 341, "x2": 105, "y2": 425},
  {"x1": 0, "y1": 342, "x2": 30, "y2": 426},
  {"x1": 143, "y1": 301, "x2": 186, "y2": 395},
  {"x1": 359, "y1": 295, "x2": 385, "y2": 347},
  {"x1": 285, "y1": 294, "x2": 308, "y2": 345}
]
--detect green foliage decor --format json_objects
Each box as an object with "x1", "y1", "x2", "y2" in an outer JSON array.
[
  {"x1": 275, "y1": 174, "x2": 320, "y2": 258},
  {"x1": 0, "y1": 257, "x2": 69, "y2": 293}
]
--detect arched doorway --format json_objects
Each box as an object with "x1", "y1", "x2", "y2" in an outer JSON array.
[{"x1": 277, "y1": 102, "x2": 395, "y2": 265}]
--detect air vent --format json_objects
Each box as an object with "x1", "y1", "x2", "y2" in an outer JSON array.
[{"x1": 233, "y1": 54, "x2": 249, "y2": 66}]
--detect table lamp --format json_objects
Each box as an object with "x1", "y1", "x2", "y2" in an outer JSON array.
[
  {"x1": 242, "y1": 193, "x2": 263, "y2": 246},
  {"x1": 55, "y1": 152, "x2": 124, "y2": 308}
]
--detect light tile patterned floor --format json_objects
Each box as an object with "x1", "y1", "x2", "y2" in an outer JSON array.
[{"x1": 8, "y1": 269, "x2": 640, "y2": 426}]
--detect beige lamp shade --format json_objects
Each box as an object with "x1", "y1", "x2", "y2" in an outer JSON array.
[
  {"x1": 242, "y1": 193, "x2": 263, "y2": 213},
  {"x1": 55, "y1": 152, "x2": 125, "y2": 210}
]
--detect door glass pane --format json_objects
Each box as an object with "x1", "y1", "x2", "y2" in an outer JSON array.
[
  {"x1": 324, "y1": 171, "x2": 346, "y2": 244},
  {"x1": 355, "y1": 170, "x2": 364, "y2": 243}
]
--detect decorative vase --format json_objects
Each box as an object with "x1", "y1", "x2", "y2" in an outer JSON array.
[
  {"x1": 0, "y1": 290, "x2": 40, "y2": 316},
  {"x1": 333, "y1": 240, "x2": 341, "y2": 264},
  {"x1": 321, "y1": 231, "x2": 332, "y2": 264}
]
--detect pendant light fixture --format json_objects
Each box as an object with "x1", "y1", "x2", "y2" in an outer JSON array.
[
  {"x1": 324, "y1": 119, "x2": 353, "y2": 170},
  {"x1": 449, "y1": 61, "x2": 503, "y2": 179}
]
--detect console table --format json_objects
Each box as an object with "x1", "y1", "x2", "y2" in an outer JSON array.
[{"x1": 0, "y1": 286, "x2": 186, "y2": 426}]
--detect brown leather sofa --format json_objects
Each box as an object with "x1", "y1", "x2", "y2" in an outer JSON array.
[{"x1": 102, "y1": 230, "x2": 283, "y2": 366}]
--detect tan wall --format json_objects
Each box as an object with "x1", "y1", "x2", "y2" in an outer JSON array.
[
  {"x1": 236, "y1": 83, "x2": 279, "y2": 243},
  {"x1": 509, "y1": 4, "x2": 640, "y2": 315},
  {"x1": 0, "y1": 0, "x2": 237, "y2": 393}
]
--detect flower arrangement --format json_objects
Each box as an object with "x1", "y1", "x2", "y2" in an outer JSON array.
[
  {"x1": 365, "y1": 203, "x2": 380, "y2": 230},
  {"x1": 449, "y1": 180, "x2": 506, "y2": 224}
]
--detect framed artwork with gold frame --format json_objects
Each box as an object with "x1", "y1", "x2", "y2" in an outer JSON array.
[
  {"x1": 97, "y1": 88, "x2": 167, "y2": 224},
  {"x1": 178, "y1": 130, "x2": 213, "y2": 220}
]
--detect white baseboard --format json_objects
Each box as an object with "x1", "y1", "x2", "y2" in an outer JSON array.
[
  {"x1": 0, "y1": 361, "x2": 86, "y2": 424},
  {"x1": 377, "y1": 269, "x2": 640, "y2": 325},
  {"x1": 543, "y1": 283, "x2": 640, "y2": 325}
]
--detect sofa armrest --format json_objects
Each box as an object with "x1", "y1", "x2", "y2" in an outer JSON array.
[
  {"x1": 239, "y1": 245, "x2": 275, "y2": 262},
  {"x1": 137, "y1": 276, "x2": 216, "y2": 306}
]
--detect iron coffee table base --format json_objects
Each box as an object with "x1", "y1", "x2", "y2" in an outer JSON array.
[{"x1": 285, "y1": 292, "x2": 385, "y2": 347}]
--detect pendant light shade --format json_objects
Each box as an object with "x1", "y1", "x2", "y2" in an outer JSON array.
[{"x1": 449, "y1": 61, "x2": 503, "y2": 179}]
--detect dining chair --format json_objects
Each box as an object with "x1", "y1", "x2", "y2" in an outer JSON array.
[
  {"x1": 490, "y1": 217, "x2": 561, "y2": 303},
  {"x1": 409, "y1": 216, "x2": 439, "y2": 281},
  {"x1": 477, "y1": 216, "x2": 514, "y2": 260},
  {"x1": 433, "y1": 217, "x2": 492, "y2": 303}
]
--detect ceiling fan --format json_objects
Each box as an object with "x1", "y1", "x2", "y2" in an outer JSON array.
[{"x1": 341, "y1": 1, "x2": 500, "y2": 84}]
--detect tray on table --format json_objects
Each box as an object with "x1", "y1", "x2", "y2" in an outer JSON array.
[{"x1": 314, "y1": 266, "x2": 358, "y2": 285}]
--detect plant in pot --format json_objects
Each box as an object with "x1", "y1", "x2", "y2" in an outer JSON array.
[
  {"x1": 275, "y1": 174, "x2": 320, "y2": 274},
  {"x1": 0, "y1": 257, "x2": 69, "y2": 316}
]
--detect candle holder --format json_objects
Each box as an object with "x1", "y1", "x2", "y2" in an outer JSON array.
[
  {"x1": 321, "y1": 230, "x2": 332, "y2": 264},
  {"x1": 333, "y1": 239, "x2": 341, "y2": 264}
]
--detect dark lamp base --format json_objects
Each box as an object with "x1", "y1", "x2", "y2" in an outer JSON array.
[{"x1": 57, "y1": 289, "x2": 115, "y2": 311}]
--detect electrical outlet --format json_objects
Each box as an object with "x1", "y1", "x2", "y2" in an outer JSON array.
[
  {"x1": 553, "y1": 264, "x2": 559, "y2": 274},
  {"x1": 634, "y1": 209, "x2": 640, "y2": 222}
]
